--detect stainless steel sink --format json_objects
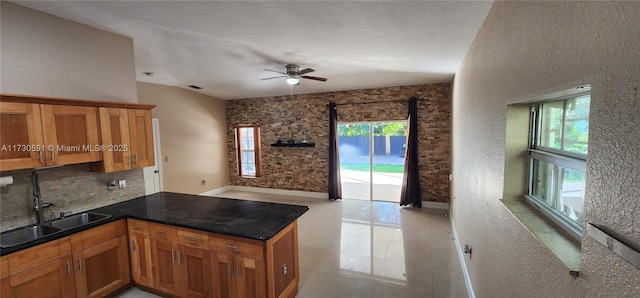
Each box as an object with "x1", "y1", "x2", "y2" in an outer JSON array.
[
  {"x1": 0, "y1": 212, "x2": 112, "y2": 248},
  {"x1": 0, "y1": 225, "x2": 62, "y2": 248},
  {"x1": 47, "y1": 212, "x2": 112, "y2": 230}
]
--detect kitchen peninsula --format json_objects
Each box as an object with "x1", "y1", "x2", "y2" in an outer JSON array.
[{"x1": 0, "y1": 192, "x2": 309, "y2": 298}]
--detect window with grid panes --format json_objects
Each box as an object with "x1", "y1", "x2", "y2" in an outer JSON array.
[{"x1": 235, "y1": 126, "x2": 261, "y2": 177}]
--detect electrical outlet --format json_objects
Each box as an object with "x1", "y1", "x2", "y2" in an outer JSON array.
[{"x1": 118, "y1": 179, "x2": 126, "y2": 189}]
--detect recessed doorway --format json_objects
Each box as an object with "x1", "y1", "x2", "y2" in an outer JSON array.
[{"x1": 338, "y1": 121, "x2": 407, "y2": 202}]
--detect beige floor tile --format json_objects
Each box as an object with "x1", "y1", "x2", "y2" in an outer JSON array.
[
  {"x1": 432, "y1": 269, "x2": 467, "y2": 298},
  {"x1": 330, "y1": 252, "x2": 385, "y2": 283},
  {"x1": 385, "y1": 242, "x2": 432, "y2": 268},
  {"x1": 299, "y1": 245, "x2": 341, "y2": 273},
  {"x1": 344, "y1": 238, "x2": 390, "y2": 259},
  {"x1": 373, "y1": 284, "x2": 433, "y2": 298},
  {"x1": 431, "y1": 249, "x2": 463, "y2": 272},
  {"x1": 379, "y1": 261, "x2": 434, "y2": 295},
  {"x1": 315, "y1": 275, "x2": 377, "y2": 298},
  {"x1": 298, "y1": 269, "x2": 328, "y2": 297}
]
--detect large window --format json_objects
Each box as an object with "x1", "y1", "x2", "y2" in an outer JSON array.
[
  {"x1": 235, "y1": 126, "x2": 261, "y2": 177},
  {"x1": 526, "y1": 93, "x2": 590, "y2": 240}
]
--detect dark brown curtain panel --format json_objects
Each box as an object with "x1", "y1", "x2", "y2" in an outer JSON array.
[
  {"x1": 328, "y1": 103, "x2": 342, "y2": 200},
  {"x1": 400, "y1": 97, "x2": 422, "y2": 207}
]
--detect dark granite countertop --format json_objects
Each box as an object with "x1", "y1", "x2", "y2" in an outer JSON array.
[{"x1": 1, "y1": 192, "x2": 309, "y2": 256}]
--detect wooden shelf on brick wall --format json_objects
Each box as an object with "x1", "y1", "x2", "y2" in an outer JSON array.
[{"x1": 271, "y1": 142, "x2": 315, "y2": 148}]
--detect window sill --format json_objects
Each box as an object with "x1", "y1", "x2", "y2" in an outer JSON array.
[{"x1": 501, "y1": 198, "x2": 581, "y2": 273}]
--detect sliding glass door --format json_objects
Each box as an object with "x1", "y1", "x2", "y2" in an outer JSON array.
[{"x1": 338, "y1": 121, "x2": 407, "y2": 202}]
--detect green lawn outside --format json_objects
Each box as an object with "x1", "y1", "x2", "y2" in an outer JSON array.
[{"x1": 340, "y1": 163, "x2": 404, "y2": 173}]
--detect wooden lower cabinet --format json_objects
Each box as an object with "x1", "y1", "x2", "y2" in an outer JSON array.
[
  {"x1": 211, "y1": 252, "x2": 266, "y2": 298},
  {"x1": 179, "y1": 245, "x2": 212, "y2": 298},
  {"x1": 151, "y1": 240, "x2": 181, "y2": 296},
  {"x1": 1, "y1": 256, "x2": 76, "y2": 298},
  {"x1": 129, "y1": 234, "x2": 153, "y2": 288},
  {"x1": 73, "y1": 235, "x2": 131, "y2": 298},
  {"x1": 150, "y1": 240, "x2": 212, "y2": 297}
]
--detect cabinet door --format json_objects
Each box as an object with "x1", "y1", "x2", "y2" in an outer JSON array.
[
  {"x1": 97, "y1": 108, "x2": 131, "y2": 172},
  {"x1": 73, "y1": 236, "x2": 131, "y2": 298},
  {"x1": 211, "y1": 252, "x2": 237, "y2": 298},
  {"x1": 128, "y1": 109, "x2": 154, "y2": 168},
  {"x1": 236, "y1": 257, "x2": 266, "y2": 298},
  {"x1": 0, "y1": 102, "x2": 45, "y2": 170},
  {"x1": 129, "y1": 235, "x2": 153, "y2": 288},
  {"x1": 1, "y1": 256, "x2": 76, "y2": 298},
  {"x1": 151, "y1": 240, "x2": 181, "y2": 296},
  {"x1": 40, "y1": 105, "x2": 100, "y2": 165},
  {"x1": 178, "y1": 245, "x2": 211, "y2": 298}
]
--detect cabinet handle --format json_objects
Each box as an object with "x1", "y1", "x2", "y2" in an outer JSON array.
[
  {"x1": 185, "y1": 236, "x2": 197, "y2": 242},
  {"x1": 67, "y1": 261, "x2": 71, "y2": 276},
  {"x1": 226, "y1": 244, "x2": 239, "y2": 250},
  {"x1": 228, "y1": 262, "x2": 232, "y2": 275},
  {"x1": 50, "y1": 147, "x2": 55, "y2": 163},
  {"x1": 130, "y1": 240, "x2": 135, "y2": 252},
  {"x1": 127, "y1": 155, "x2": 131, "y2": 166},
  {"x1": 132, "y1": 227, "x2": 143, "y2": 231},
  {"x1": 178, "y1": 250, "x2": 182, "y2": 264},
  {"x1": 236, "y1": 264, "x2": 240, "y2": 277},
  {"x1": 38, "y1": 149, "x2": 43, "y2": 164},
  {"x1": 135, "y1": 154, "x2": 139, "y2": 166},
  {"x1": 78, "y1": 258, "x2": 83, "y2": 272},
  {"x1": 156, "y1": 231, "x2": 167, "y2": 236},
  {"x1": 171, "y1": 249, "x2": 175, "y2": 263}
]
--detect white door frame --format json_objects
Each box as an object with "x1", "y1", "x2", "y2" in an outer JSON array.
[{"x1": 143, "y1": 118, "x2": 163, "y2": 194}]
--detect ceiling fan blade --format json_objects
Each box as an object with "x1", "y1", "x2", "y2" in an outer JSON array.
[
  {"x1": 264, "y1": 69, "x2": 287, "y2": 75},
  {"x1": 298, "y1": 68, "x2": 315, "y2": 75},
  {"x1": 261, "y1": 75, "x2": 288, "y2": 80},
  {"x1": 301, "y1": 75, "x2": 327, "y2": 82}
]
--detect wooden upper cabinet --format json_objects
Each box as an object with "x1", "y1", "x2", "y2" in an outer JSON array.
[
  {"x1": 40, "y1": 105, "x2": 101, "y2": 166},
  {"x1": 91, "y1": 108, "x2": 154, "y2": 173},
  {"x1": 1, "y1": 94, "x2": 155, "y2": 172},
  {"x1": 96, "y1": 108, "x2": 131, "y2": 172},
  {"x1": 0, "y1": 102, "x2": 45, "y2": 170},
  {"x1": 128, "y1": 109, "x2": 154, "y2": 168}
]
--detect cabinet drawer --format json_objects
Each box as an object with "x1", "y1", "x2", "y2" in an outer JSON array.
[
  {"x1": 71, "y1": 220, "x2": 126, "y2": 252},
  {"x1": 148, "y1": 222, "x2": 178, "y2": 242},
  {"x1": 210, "y1": 234, "x2": 264, "y2": 260},
  {"x1": 7, "y1": 239, "x2": 63, "y2": 276},
  {"x1": 127, "y1": 219, "x2": 149, "y2": 237},
  {"x1": 177, "y1": 228, "x2": 209, "y2": 249},
  {"x1": 1, "y1": 255, "x2": 9, "y2": 279}
]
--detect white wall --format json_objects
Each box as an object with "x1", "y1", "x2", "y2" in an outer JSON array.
[
  {"x1": 452, "y1": 1, "x2": 640, "y2": 297},
  {"x1": 0, "y1": 1, "x2": 137, "y2": 102}
]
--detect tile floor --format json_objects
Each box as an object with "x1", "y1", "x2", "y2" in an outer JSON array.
[{"x1": 118, "y1": 190, "x2": 468, "y2": 298}]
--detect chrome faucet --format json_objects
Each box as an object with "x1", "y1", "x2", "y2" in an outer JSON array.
[{"x1": 32, "y1": 171, "x2": 54, "y2": 224}]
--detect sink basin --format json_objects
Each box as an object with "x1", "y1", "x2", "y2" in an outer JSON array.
[
  {"x1": 47, "y1": 212, "x2": 112, "y2": 230},
  {"x1": 0, "y1": 225, "x2": 62, "y2": 248}
]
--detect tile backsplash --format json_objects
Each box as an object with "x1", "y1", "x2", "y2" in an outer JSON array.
[{"x1": 0, "y1": 164, "x2": 144, "y2": 232}]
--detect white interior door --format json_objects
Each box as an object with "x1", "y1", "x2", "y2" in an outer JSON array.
[{"x1": 143, "y1": 118, "x2": 163, "y2": 195}]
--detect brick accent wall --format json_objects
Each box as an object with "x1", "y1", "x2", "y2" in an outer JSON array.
[{"x1": 226, "y1": 83, "x2": 451, "y2": 202}]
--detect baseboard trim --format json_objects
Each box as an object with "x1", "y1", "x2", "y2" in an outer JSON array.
[
  {"x1": 222, "y1": 185, "x2": 329, "y2": 199},
  {"x1": 199, "y1": 185, "x2": 232, "y2": 197},
  {"x1": 451, "y1": 219, "x2": 475, "y2": 298}
]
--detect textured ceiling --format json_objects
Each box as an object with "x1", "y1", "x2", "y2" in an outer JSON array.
[{"x1": 14, "y1": 1, "x2": 493, "y2": 100}]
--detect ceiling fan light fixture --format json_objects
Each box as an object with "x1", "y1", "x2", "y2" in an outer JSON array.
[{"x1": 286, "y1": 75, "x2": 300, "y2": 85}]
